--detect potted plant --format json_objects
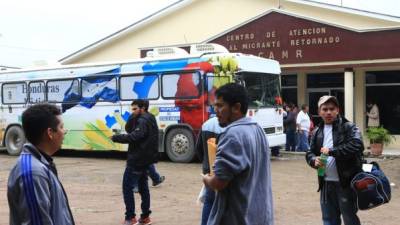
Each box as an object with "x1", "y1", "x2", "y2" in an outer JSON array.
[{"x1": 365, "y1": 126, "x2": 395, "y2": 156}]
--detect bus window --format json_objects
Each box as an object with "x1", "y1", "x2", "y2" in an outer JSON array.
[
  {"x1": 161, "y1": 72, "x2": 201, "y2": 99},
  {"x1": 81, "y1": 76, "x2": 117, "y2": 102},
  {"x1": 119, "y1": 74, "x2": 159, "y2": 100},
  {"x1": 2, "y1": 82, "x2": 27, "y2": 104},
  {"x1": 240, "y1": 72, "x2": 281, "y2": 108},
  {"x1": 29, "y1": 81, "x2": 46, "y2": 103},
  {"x1": 47, "y1": 79, "x2": 80, "y2": 103}
]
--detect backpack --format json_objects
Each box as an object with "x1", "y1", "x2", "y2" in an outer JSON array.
[{"x1": 350, "y1": 161, "x2": 391, "y2": 210}]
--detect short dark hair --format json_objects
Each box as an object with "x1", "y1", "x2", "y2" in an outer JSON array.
[
  {"x1": 301, "y1": 104, "x2": 308, "y2": 110},
  {"x1": 22, "y1": 103, "x2": 62, "y2": 145},
  {"x1": 143, "y1": 100, "x2": 149, "y2": 111},
  {"x1": 131, "y1": 99, "x2": 146, "y2": 109},
  {"x1": 215, "y1": 83, "x2": 248, "y2": 114}
]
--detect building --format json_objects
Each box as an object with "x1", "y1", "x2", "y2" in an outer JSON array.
[{"x1": 59, "y1": 0, "x2": 400, "y2": 147}]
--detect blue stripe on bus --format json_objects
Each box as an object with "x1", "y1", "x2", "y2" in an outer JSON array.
[{"x1": 21, "y1": 154, "x2": 43, "y2": 225}]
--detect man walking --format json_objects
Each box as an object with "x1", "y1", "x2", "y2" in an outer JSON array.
[
  {"x1": 202, "y1": 83, "x2": 274, "y2": 225},
  {"x1": 296, "y1": 104, "x2": 311, "y2": 151},
  {"x1": 111, "y1": 99, "x2": 159, "y2": 225},
  {"x1": 142, "y1": 100, "x2": 165, "y2": 187},
  {"x1": 306, "y1": 96, "x2": 364, "y2": 225},
  {"x1": 7, "y1": 103, "x2": 75, "y2": 225}
]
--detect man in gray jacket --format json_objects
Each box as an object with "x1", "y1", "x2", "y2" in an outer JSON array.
[
  {"x1": 7, "y1": 103, "x2": 75, "y2": 225},
  {"x1": 202, "y1": 83, "x2": 274, "y2": 225}
]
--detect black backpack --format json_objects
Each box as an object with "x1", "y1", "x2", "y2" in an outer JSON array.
[{"x1": 350, "y1": 161, "x2": 391, "y2": 210}]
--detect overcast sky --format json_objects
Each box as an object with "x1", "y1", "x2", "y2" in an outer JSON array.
[{"x1": 0, "y1": 0, "x2": 399, "y2": 68}]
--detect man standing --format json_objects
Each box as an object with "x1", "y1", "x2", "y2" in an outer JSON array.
[
  {"x1": 296, "y1": 104, "x2": 311, "y2": 151},
  {"x1": 366, "y1": 100, "x2": 380, "y2": 128},
  {"x1": 306, "y1": 96, "x2": 364, "y2": 225},
  {"x1": 284, "y1": 103, "x2": 297, "y2": 152},
  {"x1": 202, "y1": 83, "x2": 274, "y2": 225},
  {"x1": 195, "y1": 116, "x2": 224, "y2": 225},
  {"x1": 111, "y1": 99, "x2": 159, "y2": 225},
  {"x1": 7, "y1": 103, "x2": 75, "y2": 225}
]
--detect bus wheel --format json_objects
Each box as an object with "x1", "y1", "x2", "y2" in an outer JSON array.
[
  {"x1": 5, "y1": 126, "x2": 25, "y2": 156},
  {"x1": 165, "y1": 128, "x2": 195, "y2": 163}
]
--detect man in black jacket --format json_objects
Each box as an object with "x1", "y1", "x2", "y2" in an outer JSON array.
[
  {"x1": 111, "y1": 99, "x2": 159, "y2": 225},
  {"x1": 125, "y1": 100, "x2": 164, "y2": 188},
  {"x1": 306, "y1": 96, "x2": 364, "y2": 225}
]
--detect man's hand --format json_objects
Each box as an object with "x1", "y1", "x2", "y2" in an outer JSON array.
[
  {"x1": 320, "y1": 147, "x2": 330, "y2": 155},
  {"x1": 202, "y1": 173, "x2": 213, "y2": 188},
  {"x1": 314, "y1": 157, "x2": 325, "y2": 168},
  {"x1": 297, "y1": 129, "x2": 303, "y2": 134},
  {"x1": 110, "y1": 135, "x2": 118, "y2": 142},
  {"x1": 202, "y1": 173, "x2": 229, "y2": 191}
]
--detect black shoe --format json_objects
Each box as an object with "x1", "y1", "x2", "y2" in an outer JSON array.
[{"x1": 152, "y1": 176, "x2": 165, "y2": 187}]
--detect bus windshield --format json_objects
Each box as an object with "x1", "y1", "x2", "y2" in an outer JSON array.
[{"x1": 239, "y1": 72, "x2": 281, "y2": 108}]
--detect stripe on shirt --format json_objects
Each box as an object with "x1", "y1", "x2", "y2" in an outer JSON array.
[{"x1": 21, "y1": 154, "x2": 43, "y2": 225}]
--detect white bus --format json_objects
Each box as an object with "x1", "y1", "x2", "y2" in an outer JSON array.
[{"x1": 0, "y1": 44, "x2": 285, "y2": 162}]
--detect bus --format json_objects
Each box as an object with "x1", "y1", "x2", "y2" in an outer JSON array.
[{"x1": 0, "y1": 43, "x2": 285, "y2": 162}]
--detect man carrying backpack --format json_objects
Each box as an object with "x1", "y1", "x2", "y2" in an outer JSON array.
[{"x1": 305, "y1": 96, "x2": 364, "y2": 225}]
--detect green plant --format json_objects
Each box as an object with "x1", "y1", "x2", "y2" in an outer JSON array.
[{"x1": 365, "y1": 127, "x2": 395, "y2": 146}]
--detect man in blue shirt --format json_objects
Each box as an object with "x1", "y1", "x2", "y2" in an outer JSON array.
[{"x1": 202, "y1": 83, "x2": 274, "y2": 225}]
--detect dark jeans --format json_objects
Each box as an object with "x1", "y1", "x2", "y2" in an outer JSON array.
[
  {"x1": 147, "y1": 164, "x2": 160, "y2": 183},
  {"x1": 320, "y1": 181, "x2": 360, "y2": 225},
  {"x1": 201, "y1": 186, "x2": 215, "y2": 225},
  {"x1": 285, "y1": 130, "x2": 297, "y2": 151},
  {"x1": 296, "y1": 130, "x2": 309, "y2": 151},
  {"x1": 123, "y1": 166, "x2": 151, "y2": 220}
]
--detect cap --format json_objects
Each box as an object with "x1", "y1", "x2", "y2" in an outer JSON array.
[{"x1": 318, "y1": 95, "x2": 339, "y2": 108}]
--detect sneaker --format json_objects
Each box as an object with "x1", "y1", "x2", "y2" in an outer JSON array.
[
  {"x1": 135, "y1": 217, "x2": 151, "y2": 225},
  {"x1": 122, "y1": 217, "x2": 137, "y2": 225},
  {"x1": 152, "y1": 175, "x2": 165, "y2": 187}
]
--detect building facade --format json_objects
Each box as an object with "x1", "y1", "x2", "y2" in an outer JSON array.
[{"x1": 60, "y1": 0, "x2": 400, "y2": 147}]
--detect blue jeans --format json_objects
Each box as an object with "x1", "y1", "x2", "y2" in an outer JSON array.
[
  {"x1": 320, "y1": 181, "x2": 360, "y2": 225},
  {"x1": 285, "y1": 130, "x2": 297, "y2": 151},
  {"x1": 123, "y1": 166, "x2": 151, "y2": 220},
  {"x1": 201, "y1": 186, "x2": 215, "y2": 225},
  {"x1": 147, "y1": 164, "x2": 160, "y2": 183},
  {"x1": 296, "y1": 130, "x2": 309, "y2": 151}
]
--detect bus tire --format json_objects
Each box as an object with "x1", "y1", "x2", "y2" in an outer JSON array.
[
  {"x1": 165, "y1": 128, "x2": 195, "y2": 163},
  {"x1": 5, "y1": 126, "x2": 26, "y2": 156}
]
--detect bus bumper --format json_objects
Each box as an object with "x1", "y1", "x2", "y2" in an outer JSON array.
[{"x1": 266, "y1": 133, "x2": 286, "y2": 147}]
